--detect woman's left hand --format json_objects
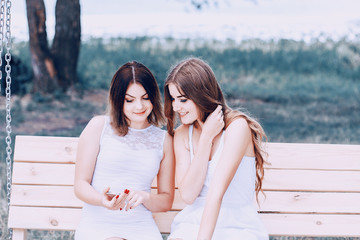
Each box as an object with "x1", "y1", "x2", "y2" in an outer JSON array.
[{"x1": 124, "y1": 190, "x2": 150, "y2": 211}]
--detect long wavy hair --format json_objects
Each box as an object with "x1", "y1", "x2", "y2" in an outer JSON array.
[
  {"x1": 109, "y1": 61, "x2": 165, "y2": 136},
  {"x1": 164, "y1": 57, "x2": 268, "y2": 200}
]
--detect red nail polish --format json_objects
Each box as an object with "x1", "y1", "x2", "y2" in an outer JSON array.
[
  {"x1": 124, "y1": 189, "x2": 129, "y2": 194},
  {"x1": 116, "y1": 195, "x2": 119, "y2": 199},
  {"x1": 120, "y1": 208, "x2": 122, "y2": 210}
]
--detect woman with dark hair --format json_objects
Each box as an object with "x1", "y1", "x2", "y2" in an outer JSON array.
[
  {"x1": 164, "y1": 57, "x2": 268, "y2": 240},
  {"x1": 74, "y1": 61, "x2": 175, "y2": 240}
]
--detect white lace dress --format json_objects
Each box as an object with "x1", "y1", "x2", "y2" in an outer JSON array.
[
  {"x1": 75, "y1": 116, "x2": 166, "y2": 240},
  {"x1": 168, "y1": 125, "x2": 269, "y2": 240}
]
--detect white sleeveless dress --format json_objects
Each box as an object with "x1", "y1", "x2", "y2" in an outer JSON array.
[
  {"x1": 168, "y1": 125, "x2": 268, "y2": 240},
  {"x1": 75, "y1": 116, "x2": 166, "y2": 240}
]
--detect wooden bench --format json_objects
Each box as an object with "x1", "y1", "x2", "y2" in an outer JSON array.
[{"x1": 8, "y1": 135, "x2": 360, "y2": 239}]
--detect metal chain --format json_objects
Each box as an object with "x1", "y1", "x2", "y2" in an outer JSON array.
[
  {"x1": 2, "y1": 0, "x2": 12, "y2": 239},
  {"x1": 0, "y1": 0, "x2": 4, "y2": 94}
]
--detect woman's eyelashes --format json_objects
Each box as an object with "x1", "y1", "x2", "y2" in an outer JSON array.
[
  {"x1": 170, "y1": 97, "x2": 188, "y2": 103},
  {"x1": 125, "y1": 96, "x2": 150, "y2": 103}
]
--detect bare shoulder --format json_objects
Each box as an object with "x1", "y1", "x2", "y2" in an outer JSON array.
[
  {"x1": 225, "y1": 117, "x2": 251, "y2": 138},
  {"x1": 174, "y1": 124, "x2": 189, "y2": 139},
  {"x1": 162, "y1": 131, "x2": 174, "y2": 159},
  {"x1": 174, "y1": 124, "x2": 190, "y2": 150},
  {"x1": 224, "y1": 118, "x2": 254, "y2": 155},
  {"x1": 81, "y1": 115, "x2": 106, "y2": 136},
  {"x1": 88, "y1": 115, "x2": 106, "y2": 127},
  {"x1": 164, "y1": 131, "x2": 174, "y2": 146}
]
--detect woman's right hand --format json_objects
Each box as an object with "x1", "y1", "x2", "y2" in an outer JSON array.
[
  {"x1": 101, "y1": 187, "x2": 128, "y2": 211},
  {"x1": 202, "y1": 105, "x2": 224, "y2": 140}
]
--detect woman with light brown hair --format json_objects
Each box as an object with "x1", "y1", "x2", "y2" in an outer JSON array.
[{"x1": 164, "y1": 57, "x2": 268, "y2": 240}]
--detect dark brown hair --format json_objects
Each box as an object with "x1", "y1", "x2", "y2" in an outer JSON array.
[
  {"x1": 109, "y1": 61, "x2": 164, "y2": 135},
  {"x1": 164, "y1": 57, "x2": 268, "y2": 200}
]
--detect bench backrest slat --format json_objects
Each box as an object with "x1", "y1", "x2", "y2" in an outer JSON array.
[
  {"x1": 13, "y1": 136, "x2": 78, "y2": 164},
  {"x1": 14, "y1": 136, "x2": 360, "y2": 170},
  {"x1": 267, "y1": 143, "x2": 360, "y2": 170},
  {"x1": 12, "y1": 161, "x2": 360, "y2": 192},
  {"x1": 10, "y1": 185, "x2": 83, "y2": 207},
  {"x1": 261, "y1": 214, "x2": 360, "y2": 236},
  {"x1": 263, "y1": 169, "x2": 360, "y2": 192},
  {"x1": 12, "y1": 162, "x2": 75, "y2": 185},
  {"x1": 11, "y1": 184, "x2": 360, "y2": 214}
]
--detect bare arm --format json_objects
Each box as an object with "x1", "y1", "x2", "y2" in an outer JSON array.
[
  {"x1": 197, "y1": 118, "x2": 253, "y2": 239},
  {"x1": 74, "y1": 116, "x2": 128, "y2": 210},
  {"x1": 125, "y1": 132, "x2": 175, "y2": 212},
  {"x1": 74, "y1": 115, "x2": 104, "y2": 206},
  {"x1": 176, "y1": 106, "x2": 224, "y2": 204}
]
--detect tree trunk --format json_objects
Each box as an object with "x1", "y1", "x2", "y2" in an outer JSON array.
[
  {"x1": 26, "y1": 0, "x2": 81, "y2": 94},
  {"x1": 26, "y1": 0, "x2": 58, "y2": 93},
  {"x1": 51, "y1": 0, "x2": 81, "y2": 90}
]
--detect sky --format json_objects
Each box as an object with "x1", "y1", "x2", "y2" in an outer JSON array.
[{"x1": 12, "y1": 0, "x2": 360, "y2": 42}]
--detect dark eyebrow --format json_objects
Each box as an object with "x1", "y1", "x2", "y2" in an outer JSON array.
[{"x1": 125, "y1": 93, "x2": 148, "y2": 98}]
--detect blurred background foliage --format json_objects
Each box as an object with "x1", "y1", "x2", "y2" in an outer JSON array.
[{"x1": 7, "y1": 36, "x2": 360, "y2": 143}]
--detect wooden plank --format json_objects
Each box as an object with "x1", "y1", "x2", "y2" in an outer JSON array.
[
  {"x1": 257, "y1": 191, "x2": 360, "y2": 214},
  {"x1": 11, "y1": 162, "x2": 178, "y2": 189},
  {"x1": 11, "y1": 162, "x2": 169, "y2": 188},
  {"x1": 12, "y1": 229, "x2": 27, "y2": 240},
  {"x1": 11, "y1": 185, "x2": 185, "y2": 211},
  {"x1": 8, "y1": 206, "x2": 178, "y2": 233},
  {"x1": 12, "y1": 162, "x2": 75, "y2": 185},
  {"x1": 13, "y1": 136, "x2": 360, "y2": 170},
  {"x1": 13, "y1": 163, "x2": 360, "y2": 192},
  {"x1": 14, "y1": 135, "x2": 78, "y2": 164},
  {"x1": 10, "y1": 185, "x2": 83, "y2": 208},
  {"x1": 266, "y1": 142, "x2": 360, "y2": 170},
  {"x1": 9, "y1": 206, "x2": 360, "y2": 236},
  {"x1": 171, "y1": 189, "x2": 187, "y2": 210},
  {"x1": 153, "y1": 211, "x2": 178, "y2": 234},
  {"x1": 8, "y1": 206, "x2": 82, "y2": 231},
  {"x1": 260, "y1": 213, "x2": 360, "y2": 236},
  {"x1": 263, "y1": 169, "x2": 360, "y2": 192}
]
